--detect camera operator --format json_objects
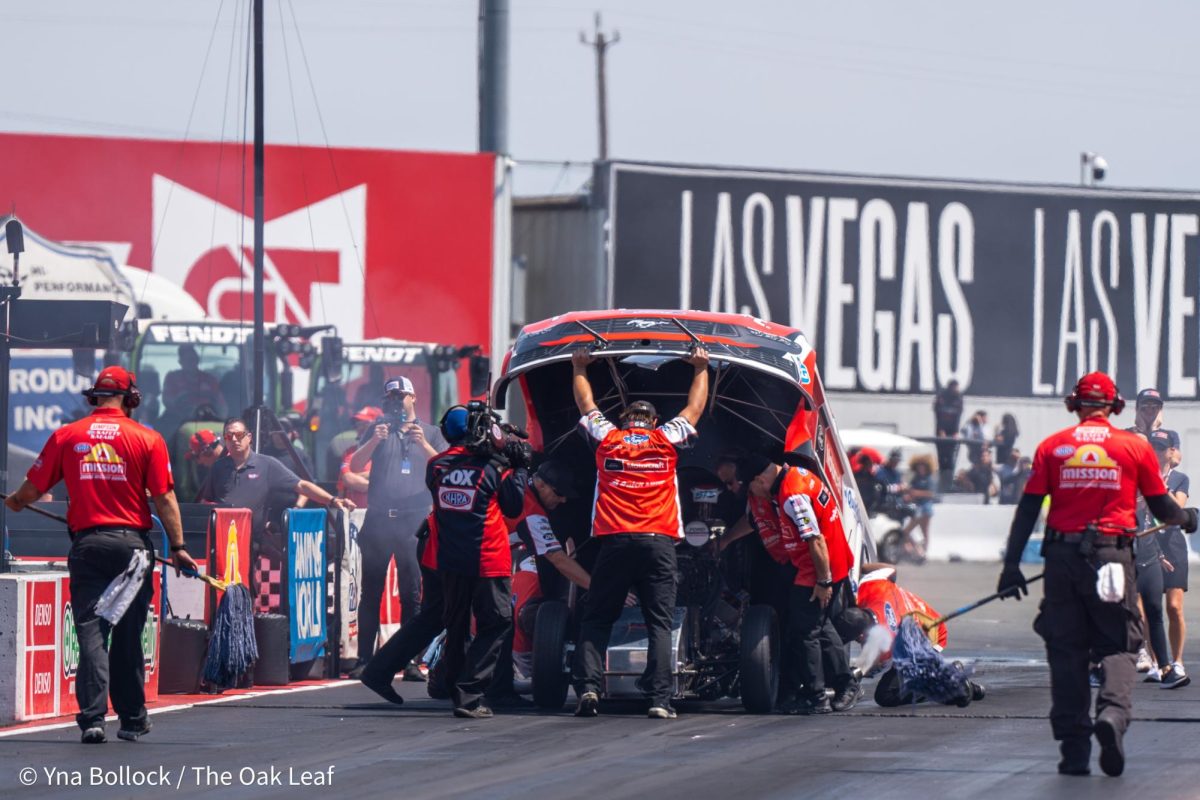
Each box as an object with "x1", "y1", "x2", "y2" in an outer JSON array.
[
  {"x1": 427, "y1": 402, "x2": 530, "y2": 718},
  {"x1": 347, "y1": 377, "x2": 448, "y2": 679}
]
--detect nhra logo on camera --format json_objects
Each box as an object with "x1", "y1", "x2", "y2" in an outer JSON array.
[{"x1": 438, "y1": 487, "x2": 476, "y2": 510}]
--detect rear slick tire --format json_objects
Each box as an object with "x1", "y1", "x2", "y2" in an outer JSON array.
[
  {"x1": 532, "y1": 600, "x2": 571, "y2": 710},
  {"x1": 740, "y1": 604, "x2": 779, "y2": 714}
]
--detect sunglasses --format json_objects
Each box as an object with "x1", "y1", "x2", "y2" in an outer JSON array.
[{"x1": 224, "y1": 431, "x2": 250, "y2": 442}]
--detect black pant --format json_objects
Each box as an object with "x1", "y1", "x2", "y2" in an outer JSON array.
[
  {"x1": 362, "y1": 564, "x2": 444, "y2": 683},
  {"x1": 357, "y1": 509, "x2": 424, "y2": 662},
  {"x1": 573, "y1": 534, "x2": 678, "y2": 706},
  {"x1": 67, "y1": 529, "x2": 154, "y2": 731},
  {"x1": 750, "y1": 554, "x2": 797, "y2": 698},
  {"x1": 440, "y1": 573, "x2": 512, "y2": 710},
  {"x1": 1137, "y1": 557, "x2": 1169, "y2": 669},
  {"x1": 788, "y1": 579, "x2": 853, "y2": 699},
  {"x1": 1034, "y1": 541, "x2": 1140, "y2": 744}
]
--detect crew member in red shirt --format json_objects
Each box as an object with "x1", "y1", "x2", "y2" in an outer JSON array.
[
  {"x1": 741, "y1": 453, "x2": 861, "y2": 715},
  {"x1": 999, "y1": 372, "x2": 1198, "y2": 777},
  {"x1": 570, "y1": 346, "x2": 710, "y2": 720},
  {"x1": 5, "y1": 367, "x2": 198, "y2": 744}
]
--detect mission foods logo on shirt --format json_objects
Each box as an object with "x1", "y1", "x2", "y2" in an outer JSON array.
[
  {"x1": 79, "y1": 443, "x2": 126, "y2": 481},
  {"x1": 1059, "y1": 444, "x2": 1121, "y2": 490}
]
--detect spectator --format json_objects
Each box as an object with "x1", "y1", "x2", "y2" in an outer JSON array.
[
  {"x1": 852, "y1": 451, "x2": 886, "y2": 515},
  {"x1": 184, "y1": 429, "x2": 224, "y2": 501},
  {"x1": 960, "y1": 410, "x2": 991, "y2": 466},
  {"x1": 261, "y1": 416, "x2": 315, "y2": 479},
  {"x1": 876, "y1": 449, "x2": 904, "y2": 491},
  {"x1": 161, "y1": 344, "x2": 226, "y2": 417},
  {"x1": 933, "y1": 380, "x2": 963, "y2": 491},
  {"x1": 900, "y1": 454, "x2": 936, "y2": 560},
  {"x1": 1129, "y1": 389, "x2": 1182, "y2": 469},
  {"x1": 993, "y1": 413, "x2": 1019, "y2": 465},
  {"x1": 1151, "y1": 428, "x2": 1191, "y2": 689},
  {"x1": 998, "y1": 451, "x2": 1032, "y2": 505},
  {"x1": 957, "y1": 448, "x2": 998, "y2": 503}
]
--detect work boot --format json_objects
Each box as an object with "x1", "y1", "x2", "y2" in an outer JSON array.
[
  {"x1": 574, "y1": 691, "x2": 600, "y2": 717},
  {"x1": 831, "y1": 682, "x2": 864, "y2": 712},
  {"x1": 1094, "y1": 712, "x2": 1125, "y2": 777},
  {"x1": 647, "y1": 704, "x2": 677, "y2": 719},
  {"x1": 81, "y1": 726, "x2": 106, "y2": 745},
  {"x1": 116, "y1": 720, "x2": 152, "y2": 742},
  {"x1": 361, "y1": 674, "x2": 405, "y2": 706},
  {"x1": 1057, "y1": 738, "x2": 1091, "y2": 776}
]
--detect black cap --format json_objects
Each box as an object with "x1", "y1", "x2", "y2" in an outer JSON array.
[
  {"x1": 1149, "y1": 429, "x2": 1173, "y2": 451},
  {"x1": 1137, "y1": 388, "x2": 1164, "y2": 407},
  {"x1": 535, "y1": 460, "x2": 578, "y2": 498},
  {"x1": 620, "y1": 400, "x2": 658, "y2": 423},
  {"x1": 736, "y1": 453, "x2": 773, "y2": 486}
]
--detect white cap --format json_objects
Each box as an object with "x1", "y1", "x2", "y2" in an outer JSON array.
[{"x1": 384, "y1": 376, "x2": 414, "y2": 395}]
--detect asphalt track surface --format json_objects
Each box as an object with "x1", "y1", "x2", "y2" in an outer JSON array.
[{"x1": 5, "y1": 563, "x2": 1200, "y2": 800}]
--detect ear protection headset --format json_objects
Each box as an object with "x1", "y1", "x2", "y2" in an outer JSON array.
[
  {"x1": 84, "y1": 382, "x2": 142, "y2": 410},
  {"x1": 1064, "y1": 382, "x2": 1124, "y2": 415}
]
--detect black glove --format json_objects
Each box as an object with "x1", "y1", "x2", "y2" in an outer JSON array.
[
  {"x1": 998, "y1": 564, "x2": 1028, "y2": 601},
  {"x1": 1183, "y1": 507, "x2": 1199, "y2": 534},
  {"x1": 504, "y1": 438, "x2": 533, "y2": 470}
]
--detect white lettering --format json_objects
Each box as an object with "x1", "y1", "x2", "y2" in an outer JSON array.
[
  {"x1": 823, "y1": 198, "x2": 858, "y2": 389},
  {"x1": 895, "y1": 202, "x2": 935, "y2": 392},
  {"x1": 679, "y1": 190, "x2": 693, "y2": 309},
  {"x1": 857, "y1": 199, "x2": 897, "y2": 391},
  {"x1": 936, "y1": 202, "x2": 974, "y2": 387},
  {"x1": 708, "y1": 193, "x2": 736, "y2": 313},
  {"x1": 740, "y1": 192, "x2": 773, "y2": 319},
  {"x1": 786, "y1": 195, "x2": 825, "y2": 335},
  {"x1": 1168, "y1": 213, "x2": 1198, "y2": 397},
  {"x1": 1089, "y1": 211, "x2": 1120, "y2": 377},
  {"x1": 1131, "y1": 213, "x2": 1169, "y2": 393},
  {"x1": 1056, "y1": 210, "x2": 1087, "y2": 395}
]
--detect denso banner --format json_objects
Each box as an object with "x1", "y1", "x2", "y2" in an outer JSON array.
[
  {"x1": 608, "y1": 162, "x2": 1200, "y2": 399},
  {"x1": 0, "y1": 132, "x2": 496, "y2": 350},
  {"x1": 286, "y1": 509, "x2": 327, "y2": 664}
]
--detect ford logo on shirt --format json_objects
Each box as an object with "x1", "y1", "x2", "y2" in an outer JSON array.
[{"x1": 623, "y1": 433, "x2": 650, "y2": 445}]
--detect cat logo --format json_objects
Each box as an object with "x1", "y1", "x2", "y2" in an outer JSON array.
[
  {"x1": 79, "y1": 443, "x2": 127, "y2": 481},
  {"x1": 1059, "y1": 444, "x2": 1121, "y2": 489}
]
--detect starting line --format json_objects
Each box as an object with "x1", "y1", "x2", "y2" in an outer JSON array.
[{"x1": 0, "y1": 679, "x2": 356, "y2": 739}]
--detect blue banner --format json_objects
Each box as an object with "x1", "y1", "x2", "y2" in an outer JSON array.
[
  {"x1": 9, "y1": 352, "x2": 98, "y2": 454},
  {"x1": 287, "y1": 509, "x2": 327, "y2": 664}
]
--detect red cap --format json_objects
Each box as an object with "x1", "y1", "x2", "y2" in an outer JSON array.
[
  {"x1": 1073, "y1": 372, "x2": 1117, "y2": 405},
  {"x1": 92, "y1": 366, "x2": 136, "y2": 394},
  {"x1": 185, "y1": 429, "x2": 219, "y2": 460},
  {"x1": 353, "y1": 406, "x2": 382, "y2": 422}
]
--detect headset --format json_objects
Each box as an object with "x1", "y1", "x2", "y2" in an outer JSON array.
[
  {"x1": 1064, "y1": 384, "x2": 1124, "y2": 415},
  {"x1": 83, "y1": 382, "x2": 142, "y2": 410}
]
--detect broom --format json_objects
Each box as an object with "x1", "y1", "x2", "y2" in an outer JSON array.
[{"x1": 5, "y1": 496, "x2": 257, "y2": 690}]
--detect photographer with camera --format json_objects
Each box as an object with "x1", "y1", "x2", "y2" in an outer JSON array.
[
  {"x1": 426, "y1": 401, "x2": 530, "y2": 718},
  {"x1": 347, "y1": 377, "x2": 448, "y2": 678}
]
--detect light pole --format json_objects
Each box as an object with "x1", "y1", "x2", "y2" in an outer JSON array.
[{"x1": 1080, "y1": 151, "x2": 1108, "y2": 187}]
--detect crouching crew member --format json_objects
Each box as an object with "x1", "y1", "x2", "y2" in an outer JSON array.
[
  {"x1": 740, "y1": 453, "x2": 861, "y2": 714},
  {"x1": 5, "y1": 367, "x2": 198, "y2": 744},
  {"x1": 998, "y1": 373, "x2": 1199, "y2": 777},
  {"x1": 570, "y1": 346, "x2": 710, "y2": 720},
  {"x1": 427, "y1": 403, "x2": 529, "y2": 718}
]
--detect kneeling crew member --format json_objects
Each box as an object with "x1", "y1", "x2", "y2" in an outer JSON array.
[
  {"x1": 998, "y1": 372, "x2": 1199, "y2": 777},
  {"x1": 428, "y1": 404, "x2": 529, "y2": 718},
  {"x1": 5, "y1": 367, "x2": 198, "y2": 744},
  {"x1": 741, "y1": 453, "x2": 860, "y2": 714},
  {"x1": 571, "y1": 346, "x2": 710, "y2": 720}
]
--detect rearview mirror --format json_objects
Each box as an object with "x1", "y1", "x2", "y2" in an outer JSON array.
[{"x1": 469, "y1": 354, "x2": 490, "y2": 398}]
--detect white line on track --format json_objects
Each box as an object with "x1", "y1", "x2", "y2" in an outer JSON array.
[{"x1": 0, "y1": 680, "x2": 358, "y2": 739}]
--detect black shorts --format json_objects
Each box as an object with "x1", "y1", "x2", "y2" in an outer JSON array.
[{"x1": 1160, "y1": 530, "x2": 1190, "y2": 592}]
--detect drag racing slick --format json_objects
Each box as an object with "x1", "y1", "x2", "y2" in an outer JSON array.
[
  {"x1": 570, "y1": 345, "x2": 710, "y2": 720},
  {"x1": 5, "y1": 366, "x2": 198, "y2": 744},
  {"x1": 741, "y1": 453, "x2": 861, "y2": 715},
  {"x1": 427, "y1": 402, "x2": 530, "y2": 718},
  {"x1": 998, "y1": 372, "x2": 1199, "y2": 777}
]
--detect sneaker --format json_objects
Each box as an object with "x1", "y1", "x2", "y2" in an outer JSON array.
[
  {"x1": 1089, "y1": 666, "x2": 1103, "y2": 688},
  {"x1": 116, "y1": 720, "x2": 151, "y2": 742},
  {"x1": 452, "y1": 704, "x2": 494, "y2": 719},
  {"x1": 1136, "y1": 648, "x2": 1153, "y2": 672},
  {"x1": 647, "y1": 704, "x2": 677, "y2": 719},
  {"x1": 402, "y1": 662, "x2": 427, "y2": 683},
  {"x1": 1144, "y1": 667, "x2": 1163, "y2": 683},
  {"x1": 1162, "y1": 665, "x2": 1191, "y2": 690},
  {"x1": 797, "y1": 695, "x2": 833, "y2": 715},
  {"x1": 574, "y1": 691, "x2": 600, "y2": 717},
  {"x1": 361, "y1": 674, "x2": 405, "y2": 706},
  {"x1": 81, "y1": 727, "x2": 106, "y2": 744},
  {"x1": 831, "y1": 682, "x2": 864, "y2": 713},
  {"x1": 1094, "y1": 714, "x2": 1125, "y2": 777}
]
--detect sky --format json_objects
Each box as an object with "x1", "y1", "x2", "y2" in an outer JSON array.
[{"x1": 4, "y1": 1, "x2": 1200, "y2": 196}]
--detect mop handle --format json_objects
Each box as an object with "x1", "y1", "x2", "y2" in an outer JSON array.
[
  {"x1": 152, "y1": 556, "x2": 227, "y2": 591},
  {"x1": 1, "y1": 494, "x2": 69, "y2": 525}
]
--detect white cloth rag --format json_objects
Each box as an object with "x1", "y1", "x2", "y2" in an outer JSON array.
[
  {"x1": 95, "y1": 550, "x2": 151, "y2": 624},
  {"x1": 1096, "y1": 561, "x2": 1125, "y2": 603}
]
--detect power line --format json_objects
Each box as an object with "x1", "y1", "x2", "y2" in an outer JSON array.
[{"x1": 580, "y1": 12, "x2": 619, "y2": 161}]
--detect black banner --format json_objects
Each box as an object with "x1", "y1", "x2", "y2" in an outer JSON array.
[{"x1": 609, "y1": 163, "x2": 1200, "y2": 399}]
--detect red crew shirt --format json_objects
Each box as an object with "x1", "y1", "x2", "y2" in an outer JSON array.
[
  {"x1": 856, "y1": 568, "x2": 948, "y2": 661},
  {"x1": 1024, "y1": 417, "x2": 1166, "y2": 535},
  {"x1": 581, "y1": 410, "x2": 696, "y2": 538},
  {"x1": 747, "y1": 493, "x2": 792, "y2": 565},
  {"x1": 26, "y1": 407, "x2": 174, "y2": 531},
  {"x1": 762, "y1": 466, "x2": 853, "y2": 586}
]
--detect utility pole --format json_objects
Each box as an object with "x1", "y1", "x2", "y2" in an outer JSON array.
[
  {"x1": 478, "y1": 0, "x2": 509, "y2": 154},
  {"x1": 251, "y1": 0, "x2": 266, "y2": 448},
  {"x1": 580, "y1": 12, "x2": 619, "y2": 161}
]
